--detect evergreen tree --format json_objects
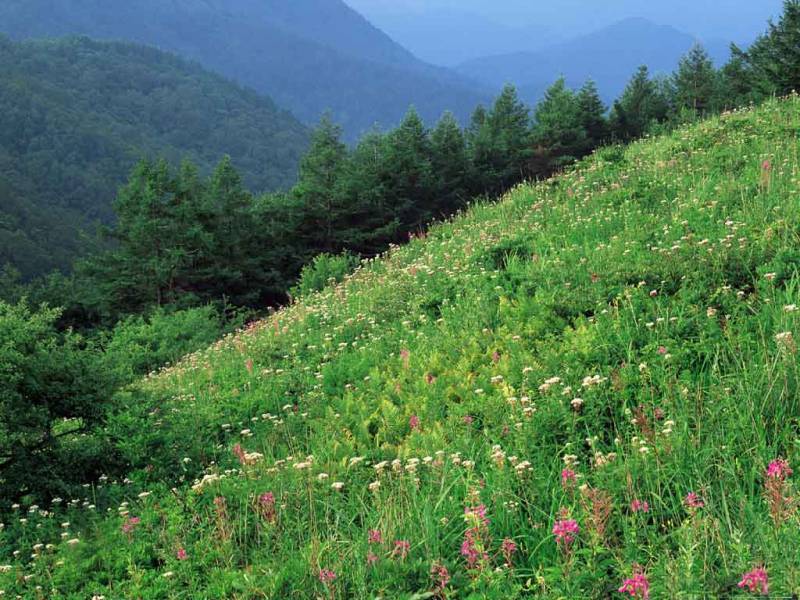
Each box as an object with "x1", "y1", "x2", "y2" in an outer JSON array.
[
  {"x1": 727, "y1": 0, "x2": 800, "y2": 100},
  {"x1": 383, "y1": 107, "x2": 435, "y2": 230},
  {"x1": 672, "y1": 44, "x2": 719, "y2": 115},
  {"x1": 576, "y1": 79, "x2": 609, "y2": 152},
  {"x1": 430, "y1": 111, "x2": 469, "y2": 215},
  {"x1": 531, "y1": 78, "x2": 586, "y2": 173},
  {"x1": 610, "y1": 66, "x2": 669, "y2": 141},
  {"x1": 471, "y1": 85, "x2": 531, "y2": 196},
  {"x1": 294, "y1": 113, "x2": 348, "y2": 254}
]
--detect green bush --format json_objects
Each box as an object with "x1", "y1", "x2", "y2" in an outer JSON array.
[
  {"x1": 290, "y1": 251, "x2": 360, "y2": 299},
  {"x1": 101, "y1": 305, "x2": 232, "y2": 382},
  {"x1": 0, "y1": 301, "x2": 112, "y2": 502}
]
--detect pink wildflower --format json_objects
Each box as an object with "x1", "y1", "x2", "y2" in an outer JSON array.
[
  {"x1": 738, "y1": 566, "x2": 768, "y2": 595},
  {"x1": 684, "y1": 492, "x2": 704, "y2": 509},
  {"x1": 121, "y1": 516, "x2": 140, "y2": 535},
  {"x1": 232, "y1": 443, "x2": 247, "y2": 465},
  {"x1": 368, "y1": 529, "x2": 382, "y2": 544},
  {"x1": 561, "y1": 468, "x2": 577, "y2": 489},
  {"x1": 176, "y1": 547, "x2": 188, "y2": 561},
  {"x1": 657, "y1": 346, "x2": 667, "y2": 355},
  {"x1": 318, "y1": 569, "x2": 337, "y2": 585},
  {"x1": 431, "y1": 562, "x2": 451, "y2": 591},
  {"x1": 463, "y1": 415, "x2": 474, "y2": 425},
  {"x1": 766, "y1": 458, "x2": 792, "y2": 480},
  {"x1": 630, "y1": 499, "x2": 650, "y2": 513},
  {"x1": 258, "y1": 492, "x2": 277, "y2": 523},
  {"x1": 409, "y1": 415, "x2": 421, "y2": 431},
  {"x1": 500, "y1": 538, "x2": 517, "y2": 566},
  {"x1": 366, "y1": 551, "x2": 378, "y2": 566},
  {"x1": 552, "y1": 518, "x2": 579, "y2": 547},
  {"x1": 392, "y1": 539, "x2": 410, "y2": 560},
  {"x1": 618, "y1": 569, "x2": 650, "y2": 599}
]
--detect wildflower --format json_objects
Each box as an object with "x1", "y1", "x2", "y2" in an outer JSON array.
[
  {"x1": 318, "y1": 569, "x2": 336, "y2": 585},
  {"x1": 630, "y1": 499, "x2": 650, "y2": 513},
  {"x1": 66, "y1": 538, "x2": 80, "y2": 546},
  {"x1": 368, "y1": 481, "x2": 381, "y2": 492},
  {"x1": 685, "y1": 492, "x2": 704, "y2": 510},
  {"x1": 561, "y1": 468, "x2": 577, "y2": 489},
  {"x1": 431, "y1": 562, "x2": 451, "y2": 591},
  {"x1": 738, "y1": 566, "x2": 768, "y2": 595},
  {"x1": 657, "y1": 346, "x2": 667, "y2": 355},
  {"x1": 162, "y1": 571, "x2": 174, "y2": 578},
  {"x1": 258, "y1": 492, "x2": 277, "y2": 523},
  {"x1": 176, "y1": 548, "x2": 188, "y2": 561},
  {"x1": 463, "y1": 415, "x2": 474, "y2": 425},
  {"x1": 552, "y1": 518, "x2": 579, "y2": 547},
  {"x1": 121, "y1": 516, "x2": 140, "y2": 535},
  {"x1": 366, "y1": 551, "x2": 378, "y2": 566},
  {"x1": 500, "y1": 538, "x2": 517, "y2": 566},
  {"x1": 570, "y1": 397, "x2": 584, "y2": 410},
  {"x1": 392, "y1": 539, "x2": 410, "y2": 560},
  {"x1": 766, "y1": 458, "x2": 792, "y2": 480},
  {"x1": 330, "y1": 481, "x2": 345, "y2": 491},
  {"x1": 409, "y1": 415, "x2": 421, "y2": 431},
  {"x1": 618, "y1": 568, "x2": 650, "y2": 599},
  {"x1": 368, "y1": 529, "x2": 382, "y2": 544}
]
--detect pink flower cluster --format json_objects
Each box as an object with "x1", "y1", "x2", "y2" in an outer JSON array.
[
  {"x1": 121, "y1": 516, "x2": 140, "y2": 535},
  {"x1": 738, "y1": 566, "x2": 768, "y2": 595},
  {"x1": 392, "y1": 539, "x2": 410, "y2": 560},
  {"x1": 552, "y1": 518, "x2": 579, "y2": 547},
  {"x1": 318, "y1": 569, "x2": 337, "y2": 585},
  {"x1": 461, "y1": 504, "x2": 490, "y2": 570},
  {"x1": 618, "y1": 570, "x2": 650, "y2": 599},
  {"x1": 630, "y1": 499, "x2": 649, "y2": 513},
  {"x1": 766, "y1": 458, "x2": 792, "y2": 480},
  {"x1": 500, "y1": 538, "x2": 517, "y2": 566},
  {"x1": 561, "y1": 468, "x2": 577, "y2": 489},
  {"x1": 684, "y1": 492, "x2": 704, "y2": 509}
]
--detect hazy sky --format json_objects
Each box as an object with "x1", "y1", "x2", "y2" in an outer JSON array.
[{"x1": 345, "y1": 0, "x2": 785, "y2": 43}]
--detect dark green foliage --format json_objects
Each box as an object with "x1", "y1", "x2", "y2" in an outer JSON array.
[
  {"x1": 576, "y1": 80, "x2": 610, "y2": 151},
  {"x1": 0, "y1": 35, "x2": 309, "y2": 280},
  {"x1": 726, "y1": 0, "x2": 800, "y2": 101},
  {"x1": 610, "y1": 66, "x2": 670, "y2": 140},
  {"x1": 531, "y1": 78, "x2": 587, "y2": 172},
  {"x1": 672, "y1": 44, "x2": 720, "y2": 115},
  {"x1": 0, "y1": 302, "x2": 113, "y2": 501},
  {"x1": 469, "y1": 85, "x2": 531, "y2": 196},
  {"x1": 290, "y1": 252, "x2": 360, "y2": 300},
  {"x1": 430, "y1": 111, "x2": 470, "y2": 215}
]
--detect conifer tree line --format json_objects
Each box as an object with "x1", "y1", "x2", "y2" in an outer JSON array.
[{"x1": 5, "y1": 0, "x2": 800, "y2": 330}]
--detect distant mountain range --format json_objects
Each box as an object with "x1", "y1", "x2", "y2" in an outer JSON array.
[
  {"x1": 456, "y1": 18, "x2": 734, "y2": 105},
  {"x1": 0, "y1": 0, "x2": 489, "y2": 139},
  {"x1": 0, "y1": 35, "x2": 309, "y2": 279}
]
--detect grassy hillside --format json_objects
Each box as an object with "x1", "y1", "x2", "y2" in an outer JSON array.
[
  {"x1": 0, "y1": 35, "x2": 309, "y2": 279},
  {"x1": 2, "y1": 97, "x2": 800, "y2": 598}
]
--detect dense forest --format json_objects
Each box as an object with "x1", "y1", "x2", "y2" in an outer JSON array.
[
  {"x1": 3, "y1": 0, "x2": 800, "y2": 505},
  {"x1": 0, "y1": 35, "x2": 309, "y2": 279},
  {"x1": 0, "y1": 0, "x2": 488, "y2": 139}
]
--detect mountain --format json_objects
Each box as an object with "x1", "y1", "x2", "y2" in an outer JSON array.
[
  {"x1": 457, "y1": 18, "x2": 734, "y2": 105},
  {"x1": 353, "y1": 7, "x2": 563, "y2": 66},
  {"x1": 0, "y1": 35, "x2": 309, "y2": 279},
  {"x1": 0, "y1": 0, "x2": 488, "y2": 139},
  {"x1": 346, "y1": 0, "x2": 785, "y2": 47},
  {"x1": 3, "y1": 94, "x2": 798, "y2": 597}
]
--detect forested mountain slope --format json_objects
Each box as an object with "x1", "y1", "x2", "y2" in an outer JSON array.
[
  {"x1": 2, "y1": 96, "x2": 798, "y2": 597},
  {"x1": 0, "y1": 0, "x2": 488, "y2": 138},
  {"x1": 0, "y1": 35, "x2": 309, "y2": 278}
]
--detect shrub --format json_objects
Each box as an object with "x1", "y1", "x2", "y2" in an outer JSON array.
[{"x1": 290, "y1": 251, "x2": 360, "y2": 299}]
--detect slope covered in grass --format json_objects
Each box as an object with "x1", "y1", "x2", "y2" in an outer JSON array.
[{"x1": 2, "y1": 97, "x2": 800, "y2": 598}]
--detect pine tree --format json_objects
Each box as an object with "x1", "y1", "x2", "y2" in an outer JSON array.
[
  {"x1": 470, "y1": 85, "x2": 531, "y2": 196},
  {"x1": 383, "y1": 106, "x2": 435, "y2": 230},
  {"x1": 531, "y1": 78, "x2": 586, "y2": 173},
  {"x1": 727, "y1": 0, "x2": 800, "y2": 100},
  {"x1": 610, "y1": 66, "x2": 669, "y2": 141},
  {"x1": 672, "y1": 44, "x2": 719, "y2": 115},
  {"x1": 576, "y1": 79, "x2": 609, "y2": 152},
  {"x1": 430, "y1": 111, "x2": 469, "y2": 215},
  {"x1": 294, "y1": 113, "x2": 348, "y2": 254}
]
